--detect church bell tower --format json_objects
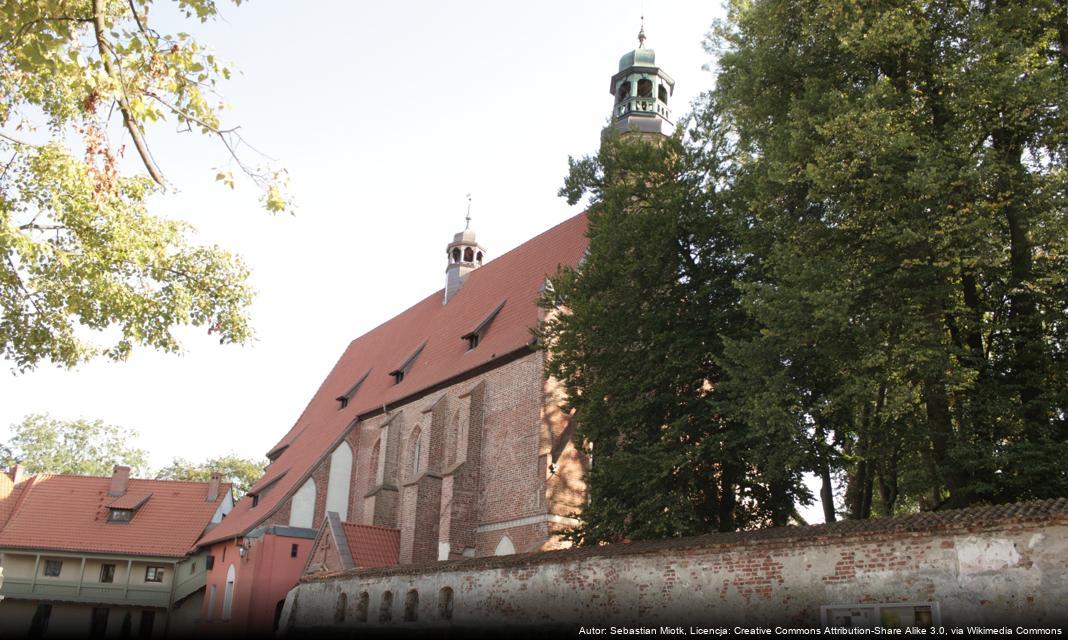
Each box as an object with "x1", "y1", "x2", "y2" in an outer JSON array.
[
  {"x1": 610, "y1": 22, "x2": 675, "y2": 136},
  {"x1": 444, "y1": 196, "x2": 485, "y2": 304}
]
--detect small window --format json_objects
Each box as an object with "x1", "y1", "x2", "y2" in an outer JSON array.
[
  {"x1": 658, "y1": 83, "x2": 669, "y2": 103},
  {"x1": 43, "y1": 559, "x2": 62, "y2": 577},
  {"x1": 466, "y1": 334, "x2": 479, "y2": 350},
  {"x1": 99, "y1": 564, "x2": 116, "y2": 583},
  {"x1": 190, "y1": 562, "x2": 197, "y2": 575},
  {"x1": 463, "y1": 247, "x2": 474, "y2": 262},
  {"x1": 251, "y1": 494, "x2": 260, "y2": 508},
  {"x1": 109, "y1": 509, "x2": 133, "y2": 522},
  {"x1": 206, "y1": 555, "x2": 215, "y2": 570},
  {"x1": 616, "y1": 81, "x2": 630, "y2": 103},
  {"x1": 338, "y1": 397, "x2": 348, "y2": 409},
  {"x1": 451, "y1": 248, "x2": 461, "y2": 263},
  {"x1": 637, "y1": 78, "x2": 653, "y2": 97},
  {"x1": 290, "y1": 543, "x2": 299, "y2": 558},
  {"x1": 379, "y1": 591, "x2": 393, "y2": 622},
  {"x1": 145, "y1": 566, "x2": 165, "y2": 583},
  {"x1": 438, "y1": 587, "x2": 454, "y2": 620},
  {"x1": 404, "y1": 589, "x2": 419, "y2": 622},
  {"x1": 392, "y1": 370, "x2": 404, "y2": 384}
]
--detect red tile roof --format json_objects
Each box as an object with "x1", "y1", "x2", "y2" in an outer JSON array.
[
  {"x1": 108, "y1": 491, "x2": 153, "y2": 510},
  {"x1": 341, "y1": 522, "x2": 400, "y2": 568},
  {"x1": 199, "y1": 212, "x2": 589, "y2": 545},
  {"x1": 0, "y1": 474, "x2": 230, "y2": 557}
]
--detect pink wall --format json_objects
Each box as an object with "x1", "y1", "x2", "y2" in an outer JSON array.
[{"x1": 198, "y1": 532, "x2": 313, "y2": 636}]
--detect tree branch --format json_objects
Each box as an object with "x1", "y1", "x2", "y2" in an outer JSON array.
[{"x1": 92, "y1": 0, "x2": 165, "y2": 186}]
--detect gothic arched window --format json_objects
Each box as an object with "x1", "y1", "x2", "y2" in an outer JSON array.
[{"x1": 409, "y1": 427, "x2": 422, "y2": 479}]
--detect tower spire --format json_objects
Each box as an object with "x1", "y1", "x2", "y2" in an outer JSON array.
[
  {"x1": 465, "y1": 193, "x2": 472, "y2": 229},
  {"x1": 638, "y1": 16, "x2": 646, "y2": 48}
]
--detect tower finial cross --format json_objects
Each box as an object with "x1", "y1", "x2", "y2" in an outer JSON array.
[
  {"x1": 465, "y1": 193, "x2": 472, "y2": 229},
  {"x1": 638, "y1": 16, "x2": 646, "y2": 48}
]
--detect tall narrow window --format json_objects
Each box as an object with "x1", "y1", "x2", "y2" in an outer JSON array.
[
  {"x1": 99, "y1": 564, "x2": 116, "y2": 583},
  {"x1": 404, "y1": 590, "x2": 419, "y2": 622},
  {"x1": 409, "y1": 427, "x2": 422, "y2": 479},
  {"x1": 379, "y1": 591, "x2": 393, "y2": 622},
  {"x1": 637, "y1": 78, "x2": 653, "y2": 97},
  {"x1": 43, "y1": 559, "x2": 62, "y2": 577},
  {"x1": 335, "y1": 592, "x2": 348, "y2": 623},
  {"x1": 356, "y1": 592, "x2": 370, "y2": 622},
  {"x1": 222, "y1": 565, "x2": 236, "y2": 621},
  {"x1": 89, "y1": 608, "x2": 109, "y2": 639},
  {"x1": 438, "y1": 587, "x2": 454, "y2": 620},
  {"x1": 138, "y1": 611, "x2": 155, "y2": 639}
]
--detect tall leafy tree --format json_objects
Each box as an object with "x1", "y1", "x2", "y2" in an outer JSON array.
[
  {"x1": 541, "y1": 128, "x2": 807, "y2": 544},
  {"x1": 2, "y1": 413, "x2": 148, "y2": 475},
  {"x1": 1, "y1": 0, "x2": 290, "y2": 371},
  {"x1": 155, "y1": 453, "x2": 265, "y2": 497},
  {"x1": 709, "y1": 0, "x2": 1068, "y2": 514}
]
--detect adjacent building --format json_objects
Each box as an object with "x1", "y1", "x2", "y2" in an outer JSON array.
[{"x1": 0, "y1": 465, "x2": 232, "y2": 637}]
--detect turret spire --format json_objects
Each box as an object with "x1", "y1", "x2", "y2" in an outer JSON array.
[
  {"x1": 609, "y1": 21, "x2": 674, "y2": 136},
  {"x1": 444, "y1": 194, "x2": 486, "y2": 304}
]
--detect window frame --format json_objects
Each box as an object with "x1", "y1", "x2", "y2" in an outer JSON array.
[
  {"x1": 42, "y1": 559, "x2": 63, "y2": 577},
  {"x1": 99, "y1": 563, "x2": 116, "y2": 583},
  {"x1": 144, "y1": 566, "x2": 165, "y2": 583}
]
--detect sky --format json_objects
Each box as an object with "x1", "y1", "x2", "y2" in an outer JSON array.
[{"x1": 1, "y1": 1, "x2": 728, "y2": 469}]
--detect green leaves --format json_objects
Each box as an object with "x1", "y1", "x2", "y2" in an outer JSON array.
[
  {"x1": 0, "y1": 143, "x2": 253, "y2": 370},
  {"x1": 2, "y1": 413, "x2": 149, "y2": 476},
  {"x1": 155, "y1": 453, "x2": 266, "y2": 497},
  {"x1": 0, "y1": 0, "x2": 288, "y2": 370}
]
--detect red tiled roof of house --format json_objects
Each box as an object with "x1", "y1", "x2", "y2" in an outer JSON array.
[
  {"x1": 198, "y1": 212, "x2": 589, "y2": 546},
  {"x1": 341, "y1": 522, "x2": 400, "y2": 569},
  {"x1": 0, "y1": 474, "x2": 230, "y2": 557}
]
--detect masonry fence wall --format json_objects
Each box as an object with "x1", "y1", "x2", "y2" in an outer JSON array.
[{"x1": 280, "y1": 500, "x2": 1068, "y2": 633}]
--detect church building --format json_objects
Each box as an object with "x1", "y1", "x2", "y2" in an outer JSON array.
[{"x1": 194, "y1": 29, "x2": 674, "y2": 637}]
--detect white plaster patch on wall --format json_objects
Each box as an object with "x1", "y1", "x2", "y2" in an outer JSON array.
[
  {"x1": 1027, "y1": 533, "x2": 1045, "y2": 549},
  {"x1": 955, "y1": 536, "x2": 1019, "y2": 575}
]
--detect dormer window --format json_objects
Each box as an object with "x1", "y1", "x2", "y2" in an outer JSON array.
[
  {"x1": 462, "y1": 300, "x2": 506, "y2": 352},
  {"x1": 109, "y1": 509, "x2": 133, "y2": 522},
  {"x1": 390, "y1": 343, "x2": 426, "y2": 385},
  {"x1": 337, "y1": 369, "x2": 371, "y2": 410},
  {"x1": 106, "y1": 492, "x2": 151, "y2": 523}
]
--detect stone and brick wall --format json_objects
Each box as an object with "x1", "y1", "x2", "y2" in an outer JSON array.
[
  {"x1": 256, "y1": 349, "x2": 583, "y2": 570},
  {"x1": 281, "y1": 499, "x2": 1068, "y2": 632}
]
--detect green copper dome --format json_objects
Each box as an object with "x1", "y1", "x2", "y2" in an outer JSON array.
[{"x1": 618, "y1": 47, "x2": 656, "y2": 72}]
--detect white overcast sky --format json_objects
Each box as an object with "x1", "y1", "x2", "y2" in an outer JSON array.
[{"x1": 2, "y1": 1, "x2": 752, "y2": 482}]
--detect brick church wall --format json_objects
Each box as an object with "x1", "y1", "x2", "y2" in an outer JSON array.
[{"x1": 281, "y1": 501, "x2": 1068, "y2": 631}]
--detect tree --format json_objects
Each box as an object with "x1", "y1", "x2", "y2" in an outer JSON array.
[
  {"x1": 155, "y1": 453, "x2": 265, "y2": 497},
  {"x1": 541, "y1": 127, "x2": 807, "y2": 545},
  {"x1": 2, "y1": 413, "x2": 148, "y2": 475},
  {"x1": 1, "y1": 0, "x2": 290, "y2": 371},
  {"x1": 708, "y1": 0, "x2": 1068, "y2": 514}
]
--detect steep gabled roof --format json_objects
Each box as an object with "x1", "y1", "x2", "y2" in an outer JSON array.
[
  {"x1": 199, "y1": 212, "x2": 589, "y2": 546},
  {"x1": 0, "y1": 474, "x2": 231, "y2": 557}
]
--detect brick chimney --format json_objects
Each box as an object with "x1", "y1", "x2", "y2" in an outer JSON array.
[
  {"x1": 108, "y1": 465, "x2": 131, "y2": 497},
  {"x1": 8, "y1": 464, "x2": 25, "y2": 484},
  {"x1": 207, "y1": 471, "x2": 222, "y2": 502}
]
